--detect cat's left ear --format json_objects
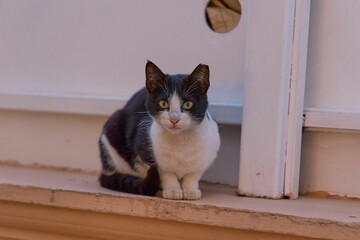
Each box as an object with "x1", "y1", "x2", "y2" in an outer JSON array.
[
  {"x1": 188, "y1": 64, "x2": 210, "y2": 94},
  {"x1": 146, "y1": 61, "x2": 165, "y2": 93}
]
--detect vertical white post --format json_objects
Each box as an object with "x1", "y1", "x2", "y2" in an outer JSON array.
[
  {"x1": 238, "y1": 0, "x2": 296, "y2": 198},
  {"x1": 284, "y1": 0, "x2": 311, "y2": 199}
]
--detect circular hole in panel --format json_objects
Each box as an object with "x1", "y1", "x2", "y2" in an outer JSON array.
[{"x1": 205, "y1": 0, "x2": 242, "y2": 33}]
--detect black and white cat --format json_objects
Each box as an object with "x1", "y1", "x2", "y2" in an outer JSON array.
[{"x1": 99, "y1": 61, "x2": 220, "y2": 200}]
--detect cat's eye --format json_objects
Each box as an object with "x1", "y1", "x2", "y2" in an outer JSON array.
[
  {"x1": 182, "y1": 101, "x2": 193, "y2": 110},
  {"x1": 158, "y1": 100, "x2": 169, "y2": 109}
]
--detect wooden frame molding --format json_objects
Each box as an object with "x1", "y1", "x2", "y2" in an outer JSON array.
[
  {"x1": 304, "y1": 108, "x2": 360, "y2": 132},
  {"x1": 0, "y1": 201, "x2": 321, "y2": 240}
]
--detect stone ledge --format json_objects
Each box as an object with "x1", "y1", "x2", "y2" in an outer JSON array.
[{"x1": 0, "y1": 165, "x2": 359, "y2": 240}]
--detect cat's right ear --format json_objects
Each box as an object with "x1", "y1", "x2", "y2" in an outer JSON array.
[{"x1": 146, "y1": 61, "x2": 165, "y2": 93}]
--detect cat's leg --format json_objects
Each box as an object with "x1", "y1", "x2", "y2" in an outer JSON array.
[
  {"x1": 181, "y1": 172, "x2": 202, "y2": 200},
  {"x1": 160, "y1": 172, "x2": 183, "y2": 200}
]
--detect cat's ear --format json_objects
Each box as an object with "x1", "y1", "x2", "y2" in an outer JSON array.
[
  {"x1": 146, "y1": 61, "x2": 165, "y2": 93},
  {"x1": 188, "y1": 64, "x2": 210, "y2": 94}
]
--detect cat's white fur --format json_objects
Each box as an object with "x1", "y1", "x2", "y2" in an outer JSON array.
[{"x1": 150, "y1": 94, "x2": 220, "y2": 200}]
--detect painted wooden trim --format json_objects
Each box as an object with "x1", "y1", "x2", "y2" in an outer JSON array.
[
  {"x1": 239, "y1": 0, "x2": 296, "y2": 198},
  {"x1": 0, "y1": 91, "x2": 124, "y2": 116},
  {"x1": 0, "y1": 91, "x2": 242, "y2": 125},
  {"x1": 283, "y1": 0, "x2": 311, "y2": 199},
  {"x1": 304, "y1": 108, "x2": 360, "y2": 131}
]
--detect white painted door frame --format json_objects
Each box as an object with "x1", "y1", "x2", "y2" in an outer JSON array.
[{"x1": 238, "y1": 0, "x2": 310, "y2": 199}]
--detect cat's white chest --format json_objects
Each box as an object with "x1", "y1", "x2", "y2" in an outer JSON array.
[{"x1": 150, "y1": 115, "x2": 220, "y2": 178}]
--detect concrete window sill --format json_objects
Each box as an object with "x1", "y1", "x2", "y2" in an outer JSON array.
[{"x1": 0, "y1": 164, "x2": 359, "y2": 240}]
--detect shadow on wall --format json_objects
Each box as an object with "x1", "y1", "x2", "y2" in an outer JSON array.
[{"x1": 203, "y1": 124, "x2": 241, "y2": 186}]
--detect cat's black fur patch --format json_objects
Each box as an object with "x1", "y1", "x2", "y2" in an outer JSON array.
[
  {"x1": 99, "y1": 89, "x2": 158, "y2": 195},
  {"x1": 99, "y1": 165, "x2": 160, "y2": 196},
  {"x1": 99, "y1": 61, "x2": 209, "y2": 196},
  {"x1": 99, "y1": 138, "x2": 116, "y2": 173}
]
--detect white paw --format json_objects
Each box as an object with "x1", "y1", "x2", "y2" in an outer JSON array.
[
  {"x1": 162, "y1": 188, "x2": 183, "y2": 200},
  {"x1": 183, "y1": 189, "x2": 201, "y2": 200}
]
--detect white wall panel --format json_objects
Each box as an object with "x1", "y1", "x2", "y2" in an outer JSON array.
[
  {"x1": 0, "y1": 0, "x2": 247, "y2": 105},
  {"x1": 305, "y1": 0, "x2": 360, "y2": 111},
  {"x1": 299, "y1": 0, "x2": 360, "y2": 199}
]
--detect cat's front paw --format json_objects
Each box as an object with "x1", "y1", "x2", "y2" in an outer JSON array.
[
  {"x1": 162, "y1": 188, "x2": 183, "y2": 200},
  {"x1": 183, "y1": 189, "x2": 201, "y2": 200}
]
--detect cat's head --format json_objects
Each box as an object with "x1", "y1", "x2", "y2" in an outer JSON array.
[{"x1": 145, "y1": 61, "x2": 210, "y2": 134}]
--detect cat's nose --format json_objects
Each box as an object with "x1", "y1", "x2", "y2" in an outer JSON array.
[
  {"x1": 169, "y1": 111, "x2": 180, "y2": 125},
  {"x1": 170, "y1": 118, "x2": 180, "y2": 125}
]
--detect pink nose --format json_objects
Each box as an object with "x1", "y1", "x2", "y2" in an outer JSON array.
[
  {"x1": 170, "y1": 118, "x2": 180, "y2": 125},
  {"x1": 169, "y1": 111, "x2": 180, "y2": 125}
]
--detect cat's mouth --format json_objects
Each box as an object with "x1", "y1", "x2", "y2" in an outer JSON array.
[
  {"x1": 168, "y1": 125, "x2": 181, "y2": 130},
  {"x1": 165, "y1": 124, "x2": 183, "y2": 134}
]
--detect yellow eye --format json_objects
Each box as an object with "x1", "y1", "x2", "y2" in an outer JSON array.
[
  {"x1": 182, "y1": 101, "x2": 193, "y2": 110},
  {"x1": 159, "y1": 100, "x2": 169, "y2": 109}
]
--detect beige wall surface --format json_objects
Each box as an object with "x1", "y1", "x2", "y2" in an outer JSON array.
[{"x1": 300, "y1": 131, "x2": 360, "y2": 198}]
